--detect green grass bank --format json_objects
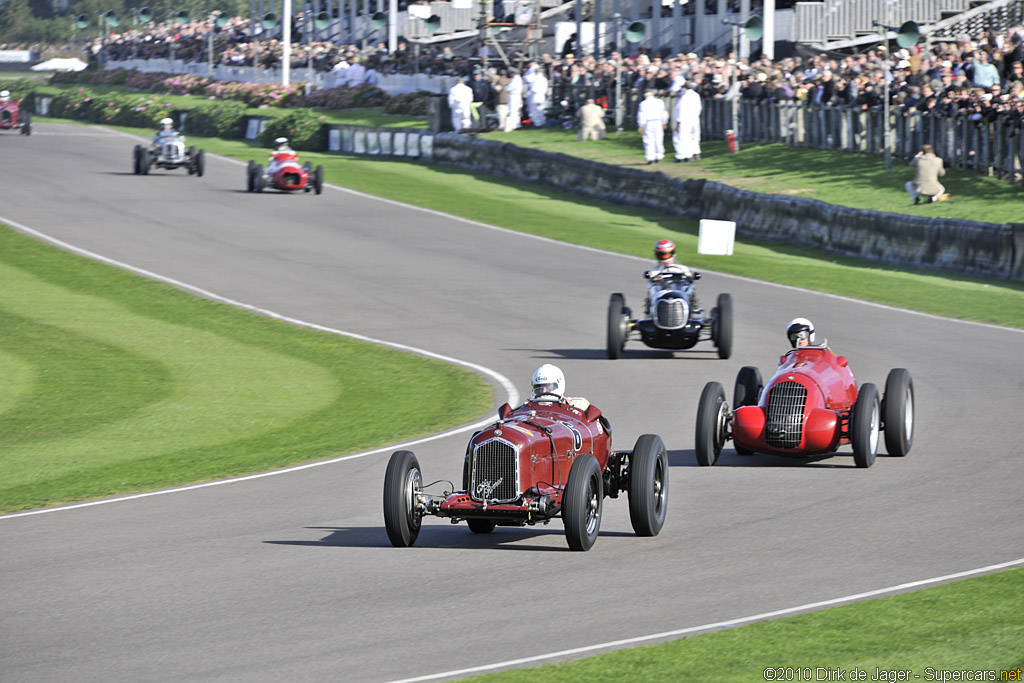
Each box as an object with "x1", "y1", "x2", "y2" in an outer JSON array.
[
  {"x1": 0, "y1": 225, "x2": 489, "y2": 513},
  {"x1": 463, "y1": 568, "x2": 1024, "y2": 682}
]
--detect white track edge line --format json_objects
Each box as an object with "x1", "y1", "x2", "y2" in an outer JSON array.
[
  {"x1": 100, "y1": 124, "x2": 1021, "y2": 336},
  {"x1": 386, "y1": 556, "x2": 1024, "y2": 683},
  {"x1": 0, "y1": 215, "x2": 518, "y2": 521}
]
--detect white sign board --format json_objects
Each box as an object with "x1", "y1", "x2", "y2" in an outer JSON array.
[{"x1": 697, "y1": 219, "x2": 736, "y2": 255}]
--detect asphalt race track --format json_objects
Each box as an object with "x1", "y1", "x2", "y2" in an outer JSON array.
[{"x1": 1, "y1": 124, "x2": 1022, "y2": 683}]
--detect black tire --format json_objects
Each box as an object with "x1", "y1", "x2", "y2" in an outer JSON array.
[
  {"x1": 383, "y1": 450, "x2": 424, "y2": 547},
  {"x1": 187, "y1": 145, "x2": 196, "y2": 158},
  {"x1": 713, "y1": 293, "x2": 733, "y2": 359},
  {"x1": 141, "y1": 149, "x2": 150, "y2": 175},
  {"x1": 562, "y1": 454, "x2": 603, "y2": 551},
  {"x1": 852, "y1": 383, "x2": 881, "y2": 468},
  {"x1": 21, "y1": 110, "x2": 31, "y2": 135},
  {"x1": 314, "y1": 165, "x2": 324, "y2": 195},
  {"x1": 246, "y1": 161, "x2": 255, "y2": 192},
  {"x1": 627, "y1": 434, "x2": 668, "y2": 537},
  {"x1": 132, "y1": 145, "x2": 142, "y2": 175},
  {"x1": 303, "y1": 161, "x2": 312, "y2": 173},
  {"x1": 194, "y1": 149, "x2": 205, "y2": 177},
  {"x1": 467, "y1": 518, "x2": 496, "y2": 534},
  {"x1": 883, "y1": 368, "x2": 914, "y2": 456},
  {"x1": 695, "y1": 381, "x2": 728, "y2": 466},
  {"x1": 606, "y1": 293, "x2": 627, "y2": 359},
  {"x1": 732, "y1": 366, "x2": 762, "y2": 455},
  {"x1": 255, "y1": 164, "x2": 265, "y2": 192}
]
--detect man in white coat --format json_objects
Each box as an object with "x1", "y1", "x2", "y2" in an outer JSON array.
[
  {"x1": 672, "y1": 82, "x2": 702, "y2": 162},
  {"x1": 448, "y1": 79, "x2": 474, "y2": 132},
  {"x1": 523, "y1": 61, "x2": 548, "y2": 127},
  {"x1": 637, "y1": 90, "x2": 668, "y2": 164},
  {"x1": 504, "y1": 68, "x2": 524, "y2": 131}
]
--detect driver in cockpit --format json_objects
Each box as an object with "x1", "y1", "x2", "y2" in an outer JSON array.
[
  {"x1": 644, "y1": 239, "x2": 695, "y2": 281},
  {"x1": 785, "y1": 317, "x2": 828, "y2": 349},
  {"x1": 152, "y1": 117, "x2": 178, "y2": 143},
  {"x1": 530, "y1": 364, "x2": 590, "y2": 411}
]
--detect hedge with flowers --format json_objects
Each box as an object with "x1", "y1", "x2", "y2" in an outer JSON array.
[
  {"x1": 259, "y1": 109, "x2": 328, "y2": 151},
  {"x1": 47, "y1": 88, "x2": 176, "y2": 128},
  {"x1": 48, "y1": 68, "x2": 410, "y2": 112}
]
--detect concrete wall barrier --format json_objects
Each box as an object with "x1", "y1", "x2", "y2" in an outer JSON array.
[{"x1": 336, "y1": 127, "x2": 1023, "y2": 282}]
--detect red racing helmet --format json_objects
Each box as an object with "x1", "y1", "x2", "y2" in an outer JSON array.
[{"x1": 654, "y1": 239, "x2": 676, "y2": 265}]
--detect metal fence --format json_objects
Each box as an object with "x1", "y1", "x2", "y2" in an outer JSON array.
[
  {"x1": 696, "y1": 99, "x2": 1024, "y2": 183},
  {"x1": 591, "y1": 90, "x2": 1024, "y2": 184}
]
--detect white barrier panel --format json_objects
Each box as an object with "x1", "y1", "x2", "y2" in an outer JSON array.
[
  {"x1": 420, "y1": 135, "x2": 433, "y2": 160},
  {"x1": 245, "y1": 118, "x2": 268, "y2": 140},
  {"x1": 379, "y1": 132, "x2": 392, "y2": 155},
  {"x1": 353, "y1": 130, "x2": 366, "y2": 154},
  {"x1": 393, "y1": 132, "x2": 407, "y2": 156},
  {"x1": 341, "y1": 128, "x2": 354, "y2": 153},
  {"x1": 367, "y1": 131, "x2": 380, "y2": 155},
  {"x1": 698, "y1": 219, "x2": 736, "y2": 256},
  {"x1": 328, "y1": 128, "x2": 341, "y2": 152}
]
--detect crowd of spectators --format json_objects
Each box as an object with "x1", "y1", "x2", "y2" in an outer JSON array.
[
  {"x1": 92, "y1": 13, "x2": 1024, "y2": 133},
  {"x1": 94, "y1": 13, "x2": 480, "y2": 79}
]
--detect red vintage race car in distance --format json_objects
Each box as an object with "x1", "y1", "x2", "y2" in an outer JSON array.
[
  {"x1": 246, "y1": 151, "x2": 323, "y2": 194},
  {"x1": 0, "y1": 98, "x2": 31, "y2": 135},
  {"x1": 384, "y1": 398, "x2": 669, "y2": 551},
  {"x1": 695, "y1": 347, "x2": 914, "y2": 468}
]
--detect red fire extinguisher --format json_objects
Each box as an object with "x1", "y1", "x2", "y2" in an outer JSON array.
[{"x1": 726, "y1": 129, "x2": 737, "y2": 153}]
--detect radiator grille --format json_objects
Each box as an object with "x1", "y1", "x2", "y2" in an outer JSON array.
[
  {"x1": 655, "y1": 297, "x2": 687, "y2": 329},
  {"x1": 765, "y1": 381, "x2": 807, "y2": 449},
  {"x1": 0, "y1": 110, "x2": 12, "y2": 125},
  {"x1": 471, "y1": 438, "x2": 519, "y2": 502}
]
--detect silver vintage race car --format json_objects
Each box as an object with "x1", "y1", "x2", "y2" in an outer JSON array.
[
  {"x1": 607, "y1": 269, "x2": 733, "y2": 359},
  {"x1": 133, "y1": 134, "x2": 205, "y2": 176}
]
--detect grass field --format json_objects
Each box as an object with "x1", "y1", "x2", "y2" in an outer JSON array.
[
  {"x1": 0, "y1": 225, "x2": 489, "y2": 513},
  {"x1": 463, "y1": 568, "x2": 1024, "y2": 682}
]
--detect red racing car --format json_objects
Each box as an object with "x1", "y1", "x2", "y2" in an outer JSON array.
[
  {"x1": 695, "y1": 345, "x2": 914, "y2": 468},
  {"x1": 246, "y1": 151, "x2": 323, "y2": 194},
  {"x1": 0, "y1": 93, "x2": 31, "y2": 136},
  {"x1": 384, "y1": 396, "x2": 669, "y2": 551}
]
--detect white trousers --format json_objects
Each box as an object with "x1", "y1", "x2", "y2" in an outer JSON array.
[
  {"x1": 451, "y1": 107, "x2": 472, "y2": 133},
  {"x1": 642, "y1": 124, "x2": 665, "y2": 161},
  {"x1": 673, "y1": 121, "x2": 701, "y2": 159}
]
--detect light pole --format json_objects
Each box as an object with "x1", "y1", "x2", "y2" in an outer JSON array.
[
  {"x1": 872, "y1": 18, "x2": 920, "y2": 172},
  {"x1": 721, "y1": 15, "x2": 762, "y2": 153}
]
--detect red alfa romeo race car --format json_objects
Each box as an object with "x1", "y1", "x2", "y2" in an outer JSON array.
[
  {"x1": 0, "y1": 96, "x2": 31, "y2": 135},
  {"x1": 383, "y1": 398, "x2": 669, "y2": 551},
  {"x1": 246, "y1": 151, "x2": 323, "y2": 194},
  {"x1": 694, "y1": 347, "x2": 914, "y2": 468}
]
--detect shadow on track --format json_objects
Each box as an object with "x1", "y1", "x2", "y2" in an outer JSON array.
[
  {"x1": 518, "y1": 348, "x2": 723, "y2": 361},
  {"x1": 264, "y1": 525, "x2": 636, "y2": 551},
  {"x1": 669, "y1": 448, "x2": 859, "y2": 468}
]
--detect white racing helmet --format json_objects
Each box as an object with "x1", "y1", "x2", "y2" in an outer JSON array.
[
  {"x1": 275, "y1": 136, "x2": 289, "y2": 148},
  {"x1": 160, "y1": 117, "x2": 173, "y2": 128},
  {"x1": 531, "y1": 364, "x2": 565, "y2": 401},
  {"x1": 0, "y1": 90, "x2": 10, "y2": 102},
  {"x1": 786, "y1": 317, "x2": 815, "y2": 347}
]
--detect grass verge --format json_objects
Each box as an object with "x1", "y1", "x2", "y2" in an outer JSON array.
[
  {"x1": 0, "y1": 224, "x2": 490, "y2": 513},
  {"x1": 464, "y1": 568, "x2": 1024, "y2": 682}
]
